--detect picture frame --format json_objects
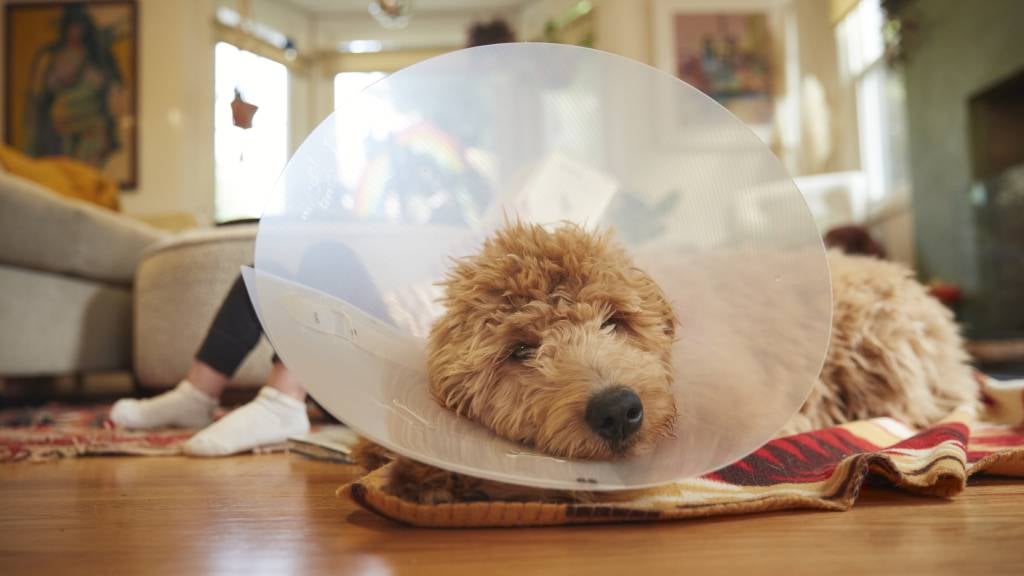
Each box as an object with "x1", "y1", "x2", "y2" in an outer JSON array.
[
  {"x1": 4, "y1": 0, "x2": 138, "y2": 189},
  {"x1": 651, "y1": 0, "x2": 790, "y2": 147}
]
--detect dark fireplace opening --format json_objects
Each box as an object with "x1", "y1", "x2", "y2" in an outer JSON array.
[
  {"x1": 970, "y1": 68, "x2": 1024, "y2": 180},
  {"x1": 966, "y1": 68, "x2": 1024, "y2": 348}
]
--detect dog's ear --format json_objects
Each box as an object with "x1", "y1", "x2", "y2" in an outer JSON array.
[
  {"x1": 628, "y1": 265, "x2": 677, "y2": 338},
  {"x1": 657, "y1": 294, "x2": 677, "y2": 337},
  {"x1": 642, "y1": 272, "x2": 677, "y2": 338}
]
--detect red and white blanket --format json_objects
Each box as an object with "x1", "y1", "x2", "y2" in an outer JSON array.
[{"x1": 342, "y1": 376, "x2": 1024, "y2": 527}]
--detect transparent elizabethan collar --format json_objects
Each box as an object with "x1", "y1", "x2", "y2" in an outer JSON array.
[{"x1": 247, "y1": 43, "x2": 832, "y2": 491}]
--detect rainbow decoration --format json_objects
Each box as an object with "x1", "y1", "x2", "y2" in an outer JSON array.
[{"x1": 352, "y1": 121, "x2": 469, "y2": 220}]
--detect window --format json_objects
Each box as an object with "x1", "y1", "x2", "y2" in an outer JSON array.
[
  {"x1": 214, "y1": 42, "x2": 289, "y2": 222},
  {"x1": 836, "y1": 0, "x2": 910, "y2": 208}
]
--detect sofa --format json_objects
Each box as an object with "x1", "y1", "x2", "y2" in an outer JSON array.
[
  {"x1": 0, "y1": 169, "x2": 270, "y2": 390},
  {"x1": 133, "y1": 225, "x2": 272, "y2": 389},
  {"x1": 0, "y1": 170, "x2": 165, "y2": 376}
]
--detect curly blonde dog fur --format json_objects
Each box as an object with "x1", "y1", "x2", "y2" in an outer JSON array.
[
  {"x1": 425, "y1": 221, "x2": 678, "y2": 459},
  {"x1": 355, "y1": 222, "x2": 978, "y2": 502},
  {"x1": 785, "y1": 251, "x2": 977, "y2": 433}
]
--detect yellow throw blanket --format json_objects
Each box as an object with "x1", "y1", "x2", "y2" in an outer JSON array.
[
  {"x1": 0, "y1": 145, "x2": 119, "y2": 210},
  {"x1": 340, "y1": 375, "x2": 1024, "y2": 527}
]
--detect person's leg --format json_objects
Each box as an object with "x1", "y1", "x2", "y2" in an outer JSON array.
[
  {"x1": 262, "y1": 358, "x2": 306, "y2": 401},
  {"x1": 185, "y1": 361, "x2": 231, "y2": 398},
  {"x1": 183, "y1": 360, "x2": 310, "y2": 457},
  {"x1": 179, "y1": 242, "x2": 390, "y2": 453},
  {"x1": 110, "y1": 274, "x2": 264, "y2": 429}
]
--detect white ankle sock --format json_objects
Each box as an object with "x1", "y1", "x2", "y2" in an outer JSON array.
[
  {"x1": 110, "y1": 381, "x2": 218, "y2": 430},
  {"x1": 182, "y1": 386, "x2": 310, "y2": 457}
]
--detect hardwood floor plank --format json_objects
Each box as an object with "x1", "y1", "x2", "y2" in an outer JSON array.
[{"x1": 1, "y1": 456, "x2": 1022, "y2": 575}]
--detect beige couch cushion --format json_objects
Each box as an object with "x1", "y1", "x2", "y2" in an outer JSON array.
[
  {"x1": 0, "y1": 264, "x2": 132, "y2": 375},
  {"x1": 134, "y1": 225, "x2": 272, "y2": 389},
  {"x1": 0, "y1": 170, "x2": 166, "y2": 286}
]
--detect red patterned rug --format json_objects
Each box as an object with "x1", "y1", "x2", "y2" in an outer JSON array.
[
  {"x1": 0, "y1": 404, "x2": 193, "y2": 462},
  {"x1": 0, "y1": 403, "x2": 333, "y2": 463}
]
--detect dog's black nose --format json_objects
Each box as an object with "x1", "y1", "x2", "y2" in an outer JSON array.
[{"x1": 586, "y1": 387, "x2": 644, "y2": 444}]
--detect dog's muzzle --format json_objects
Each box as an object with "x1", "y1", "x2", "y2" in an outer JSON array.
[{"x1": 585, "y1": 386, "x2": 644, "y2": 447}]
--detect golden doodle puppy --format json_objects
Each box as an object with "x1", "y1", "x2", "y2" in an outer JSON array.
[
  {"x1": 354, "y1": 222, "x2": 977, "y2": 502},
  {"x1": 426, "y1": 221, "x2": 679, "y2": 460}
]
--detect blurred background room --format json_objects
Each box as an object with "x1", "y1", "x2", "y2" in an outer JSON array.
[{"x1": 1, "y1": 0, "x2": 1022, "y2": 401}]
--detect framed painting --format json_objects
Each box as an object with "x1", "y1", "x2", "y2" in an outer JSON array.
[
  {"x1": 673, "y1": 12, "x2": 774, "y2": 126},
  {"x1": 652, "y1": 0, "x2": 788, "y2": 145},
  {"x1": 4, "y1": 1, "x2": 138, "y2": 189}
]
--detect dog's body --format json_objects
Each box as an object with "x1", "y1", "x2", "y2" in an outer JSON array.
[
  {"x1": 787, "y1": 251, "x2": 977, "y2": 433},
  {"x1": 355, "y1": 223, "x2": 977, "y2": 501}
]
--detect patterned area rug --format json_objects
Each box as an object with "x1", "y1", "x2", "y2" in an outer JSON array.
[
  {"x1": 0, "y1": 404, "x2": 193, "y2": 462},
  {"x1": 341, "y1": 376, "x2": 1024, "y2": 527},
  {"x1": 0, "y1": 403, "x2": 337, "y2": 463}
]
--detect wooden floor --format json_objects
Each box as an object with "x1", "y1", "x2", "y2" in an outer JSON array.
[{"x1": 1, "y1": 455, "x2": 1023, "y2": 575}]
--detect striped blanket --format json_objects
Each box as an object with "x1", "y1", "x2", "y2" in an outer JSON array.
[{"x1": 341, "y1": 375, "x2": 1024, "y2": 527}]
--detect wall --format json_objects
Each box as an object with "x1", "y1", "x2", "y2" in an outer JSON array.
[
  {"x1": 518, "y1": 0, "x2": 581, "y2": 40},
  {"x1": 315, "y1": 11, "x2": 505, "y2": 50},
  {"x1": 219, "y1": 0, "x2": 312, "y2": 51},
  {"x1": 593, "y1": 0, "x2": 652, "y2": 64},
  {"x1": 793, "y1": 0, "x2": 849, "y2": 174},
  {"x1": 903, "y1": 0, "x2": 1024, "y2": 287},
  {"x1": 310, "y1": 8, "x2": 508, "y2": 135},
  {"x1": 120, "y1": 0, "x2": 217, "y2": 218}
]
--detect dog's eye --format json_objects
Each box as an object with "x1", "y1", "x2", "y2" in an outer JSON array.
[
  {"x1": 509, "y1": 343, "x2": 537, "y2": 361},
  {"x1": 602, "y1": 316, "x2": 622, "y2": 331}
]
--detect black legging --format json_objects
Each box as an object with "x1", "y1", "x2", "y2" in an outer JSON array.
[
  {"x1": 194, "y1": 243, "x2": 390, "y2": 378},
  {"x1": 195, "y1": 273, "x2": 277, "y2": 377}
]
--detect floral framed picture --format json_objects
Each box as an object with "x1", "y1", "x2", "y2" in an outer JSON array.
[{"x1": 4, "y1": 1, "x2": 138, "y2": 189}]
